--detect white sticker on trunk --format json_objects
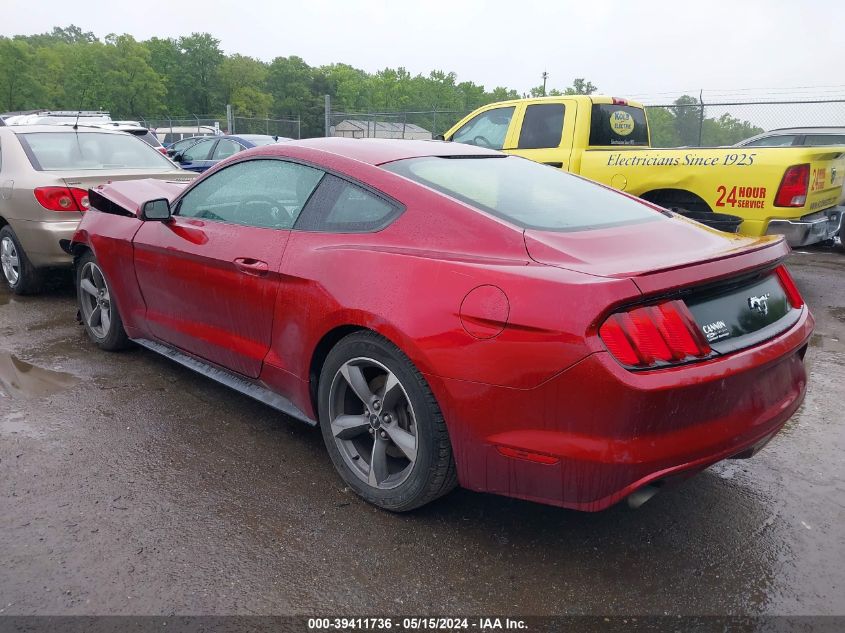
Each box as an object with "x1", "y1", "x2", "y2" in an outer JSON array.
[{"x1": 702, "y1": 320, "x2": 731, "y2": 342}]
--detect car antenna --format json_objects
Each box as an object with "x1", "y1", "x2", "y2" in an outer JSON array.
[{"x1": 72, "y1": 89, "x2": 87, "y2": 130}]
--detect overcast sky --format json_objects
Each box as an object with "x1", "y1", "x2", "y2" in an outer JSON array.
[{"x1": 5, "y1": 0, "x2": 844, "y2": 103}]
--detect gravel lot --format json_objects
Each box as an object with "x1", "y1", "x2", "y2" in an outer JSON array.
[{"x1": 1, "y1": 247, "x2": 843, "y2": 617}]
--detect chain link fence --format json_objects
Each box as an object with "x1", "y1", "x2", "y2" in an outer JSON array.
[
  {"x1": 643, "y1": 99, "x2": 845, "y2": 147},
  {"x1": 232, "y1": 116, "x2": 301, "y2": 139},
  {"x1": 327, "y1": 100, "x2": 845, "y2": 147},
  {"x1": 136, "y1": 112, "x2": 301, "y2": 144},
  {"x1": 328, "y1": 109, "x2": 469, "y2": 140}
]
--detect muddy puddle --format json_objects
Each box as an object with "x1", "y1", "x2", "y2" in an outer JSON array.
[{"x1": 0, "y1": 352, "x2": 80, "y2": 399}]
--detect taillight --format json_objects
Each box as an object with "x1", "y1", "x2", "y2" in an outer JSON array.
[
  {"x1": 599, "y1": 300, "x2": 711, "y2": 368},
  {"x1": 611, "y1": 97, "x2": 629, "y2": 105},
  {"x1": 33, "y1": 186, "x2": 89, "y2": 212},
  {"x1": 157, "y1": 146, "x2": 167, "y2": 155},
  {"x1": 775, "y1": 265, "x2": 804, "y2": 309},
  {"x1": 774, "y1": 164, "x2": 810, "y2": 207}
]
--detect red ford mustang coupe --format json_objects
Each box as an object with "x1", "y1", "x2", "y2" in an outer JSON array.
[{"x1": 66, "y1": 138, "x2": 812, "y2": 512}]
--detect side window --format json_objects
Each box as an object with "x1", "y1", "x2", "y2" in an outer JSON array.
[
  {"x1": 297, "y1": 174, "x2": 401, "y2": 233},
  {"x1": 803, "y1": 134, "x2": 845, "y2": 146},
  {"x1": 518, "y1": 104, "x2": 565, "y2": 149},
  {"x1": 182, "y1": 138, "x2": 214, "y2": 161},
  {"x1": 178, "y1": 159, "x2": 324, "y2": 229},
  {"x1": 211, "y1": 139, "x2": 243, "y2": 160},
  {"x1": 450, "y1": 106, "x2": 515, "y2": 150},
  {"x1": 743, "y1": 135, "x2": 796, "y2": 147}
]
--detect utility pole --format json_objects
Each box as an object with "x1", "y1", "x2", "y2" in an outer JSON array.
[
  {"x1": 324, "y1": 95, "x2": 331, "y2": 137},
  {"x1": 542, "y1": 71, "x2": 549, "y2": 96}
]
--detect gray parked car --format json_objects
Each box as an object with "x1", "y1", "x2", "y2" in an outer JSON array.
[
  {"x1": 0, "y1": 125, "x2": 194, "y2": 294},
  {"x1": 735, "y1": 126, "x2": 845, "y2": 148}
]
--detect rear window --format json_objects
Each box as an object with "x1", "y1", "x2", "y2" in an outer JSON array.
[
  {"x1": 742, "y1": 135, "x2": 797, "y2": 147},
  {"x1": 589, "y1": 104, "x2": 649, "y2": 147},
  {"x1": 18, "y1": 132, "x2": 174, "y2": 171},
  {"x1": 240, "y1": 136, "x2": 279, "y2": 147},
  {"x1": 803, "y1": 134, "x2": 845, "y2": 146},
  {"x1": 383, "y1": 155, "x2": 662, "y2": 232},
  {"x1": 131, "y1": 130, "x2": 163, "y2": 148}
]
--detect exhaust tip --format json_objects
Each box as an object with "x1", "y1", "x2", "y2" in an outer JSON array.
[{"x1": 627, "y1": 484, "x2": 661, "y2": 509}]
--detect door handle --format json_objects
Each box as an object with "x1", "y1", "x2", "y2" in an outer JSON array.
[{"x1": 233, "y1": 257, "x2": 269, "y2": 276}]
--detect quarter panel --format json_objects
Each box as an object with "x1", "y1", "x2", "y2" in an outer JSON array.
[{"x1": 76, "y1": 209, "x2": 148, "y2": 336}]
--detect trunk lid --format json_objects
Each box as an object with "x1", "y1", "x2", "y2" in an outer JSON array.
[
  {"x1": 683, "y1": 269, "x2": 800, "y2": 354},
  {"x1": 59, "y1": 168, "x2": 195, "y2": 192},
  {"x1": 523, "y1": 214, "x2": 780, "y2": 279},
  {"x1": 525, "y1": 216, "x2": 799, "y2": 357}
]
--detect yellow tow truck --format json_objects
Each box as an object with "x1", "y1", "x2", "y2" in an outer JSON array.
[{"x1": 443, "y1": 95, "x2": 845, "y2": 247}]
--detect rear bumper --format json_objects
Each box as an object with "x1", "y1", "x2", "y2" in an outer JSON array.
[
  {"x1": 428, "y1": 307, "x2": 813, "y2": 511},
  {"x1": 765, "y1": 207, "x2": 843, "y2": 247},
  {"x1": 8, "y1": 218, "x2": 78, "y2": 268}
]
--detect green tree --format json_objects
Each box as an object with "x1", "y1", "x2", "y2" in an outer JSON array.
[
  {"x1": 671, "y1": 95, "x2": 703, "y2": 146},
  {"x1": 267, "y1": 56, "x2": 323, "y2": 136},
  {"x1": 101, "y1": 34, "x2": 165, "y2": 116},
  {"x1": 146, "y1": 37, "x2": 184, "y2": 114},
  {"x1": 529, "y1": 78, "x2": 597, "y2": 97},
  {"x1": 218, "y1": 54, "x2": 271, "y2": 117},
  {"x1": 0, "y1": 39, "x2": 38, "y2": 110},
  {"x1": 701, "y1": 113, "x2": 763, "y2": 146},
  {"x1": 564, "y1": 78, "x2": 597, "y2": 95},
  {"x1": 177, "y1": 33, "x2": 224, "y2": 113},
  {"x1": 645, "y1": 106, "x2": 681, "y2": 147}
]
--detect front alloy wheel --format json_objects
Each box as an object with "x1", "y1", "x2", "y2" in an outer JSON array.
[
  {"x1": 75, "y1": 251, "x2": 130, "y2": 351},
  {"x1": 79, "y1": 261, "x2": 113, "y2": 339}
]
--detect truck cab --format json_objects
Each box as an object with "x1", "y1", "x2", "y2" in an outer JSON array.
[{"x1": 444, "y1": 96, "x2": 845, "y2": 248}]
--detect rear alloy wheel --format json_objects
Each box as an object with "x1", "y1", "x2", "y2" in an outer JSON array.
[
  {"x1": 76, "y1": 251, "x2": 131, "y2": 351},
  {"x1": 0, "y1": 225, "x2": 42, "y2": 295},
  {"x1": 318, "y1": 331, "x2": 457, "y2": 511}
]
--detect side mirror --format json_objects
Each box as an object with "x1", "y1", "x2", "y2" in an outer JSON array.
[
  {"x1": 434, "y1": 134, "x2": 446, "y2": 141},
  {"x1": 166, "y1": 148, "x2": 178, "y2": 157},
  {"x1": 171, "y1": 152, "x2": 184, "y2": 163},
  {"x1": 141, "y1": 198, "x2": 171, "y2": 221}
]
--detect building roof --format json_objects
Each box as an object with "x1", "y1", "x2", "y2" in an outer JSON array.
[{"x1": 335, "y1": 119, "x2": 431, "y2": 134}]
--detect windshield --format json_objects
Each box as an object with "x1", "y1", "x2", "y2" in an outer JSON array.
[
  {"x1": 240, "y1": 136, "x2": 279, "y2": 147},
  {"x1": 383, "y1": 155, "x2": 663, "y2": 232},
  {"x1": 18, "y1": 132, "x2": 175, "y2": 171}
]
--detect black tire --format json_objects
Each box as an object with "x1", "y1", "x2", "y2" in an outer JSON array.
[
  {"x1": 0, "y1": 225, "x2": 43, "y2": 295},
  {"x1": 318, "y1": 330, "x2": 457, "y2": 512},
  {"x1": 75, "y1": 250, "x2": 131, "y2": 351}
]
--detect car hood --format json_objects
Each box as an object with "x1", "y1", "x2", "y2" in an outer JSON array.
[
  {"x1": 88, "y1": 177, "x2": 193, "y2": 216},
  {"x1": 523, "y1": 215, "x2": 785, "y2": 279}
]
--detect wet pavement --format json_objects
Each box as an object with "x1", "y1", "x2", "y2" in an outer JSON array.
[{"x1": 0, "y1": 250, "x2": 843, "y2": 617}]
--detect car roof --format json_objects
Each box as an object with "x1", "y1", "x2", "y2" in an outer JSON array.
[
  {"x1": 754, "y1": 127, "x2": 845, "y2": 136},
  {"x1": 3, "y1": 124, "x2": 134, "y2": 135},
  {"x1": 231, "y1": 134, "x2": 277, "y2": 141},
  {"x1": 276, "y1": 137, "x2": 500, "y2": 165}
]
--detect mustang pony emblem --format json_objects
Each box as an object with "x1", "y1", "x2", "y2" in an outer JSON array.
[{"x1": 747, "y1": 293, "x2": 771, "y2": 316}]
